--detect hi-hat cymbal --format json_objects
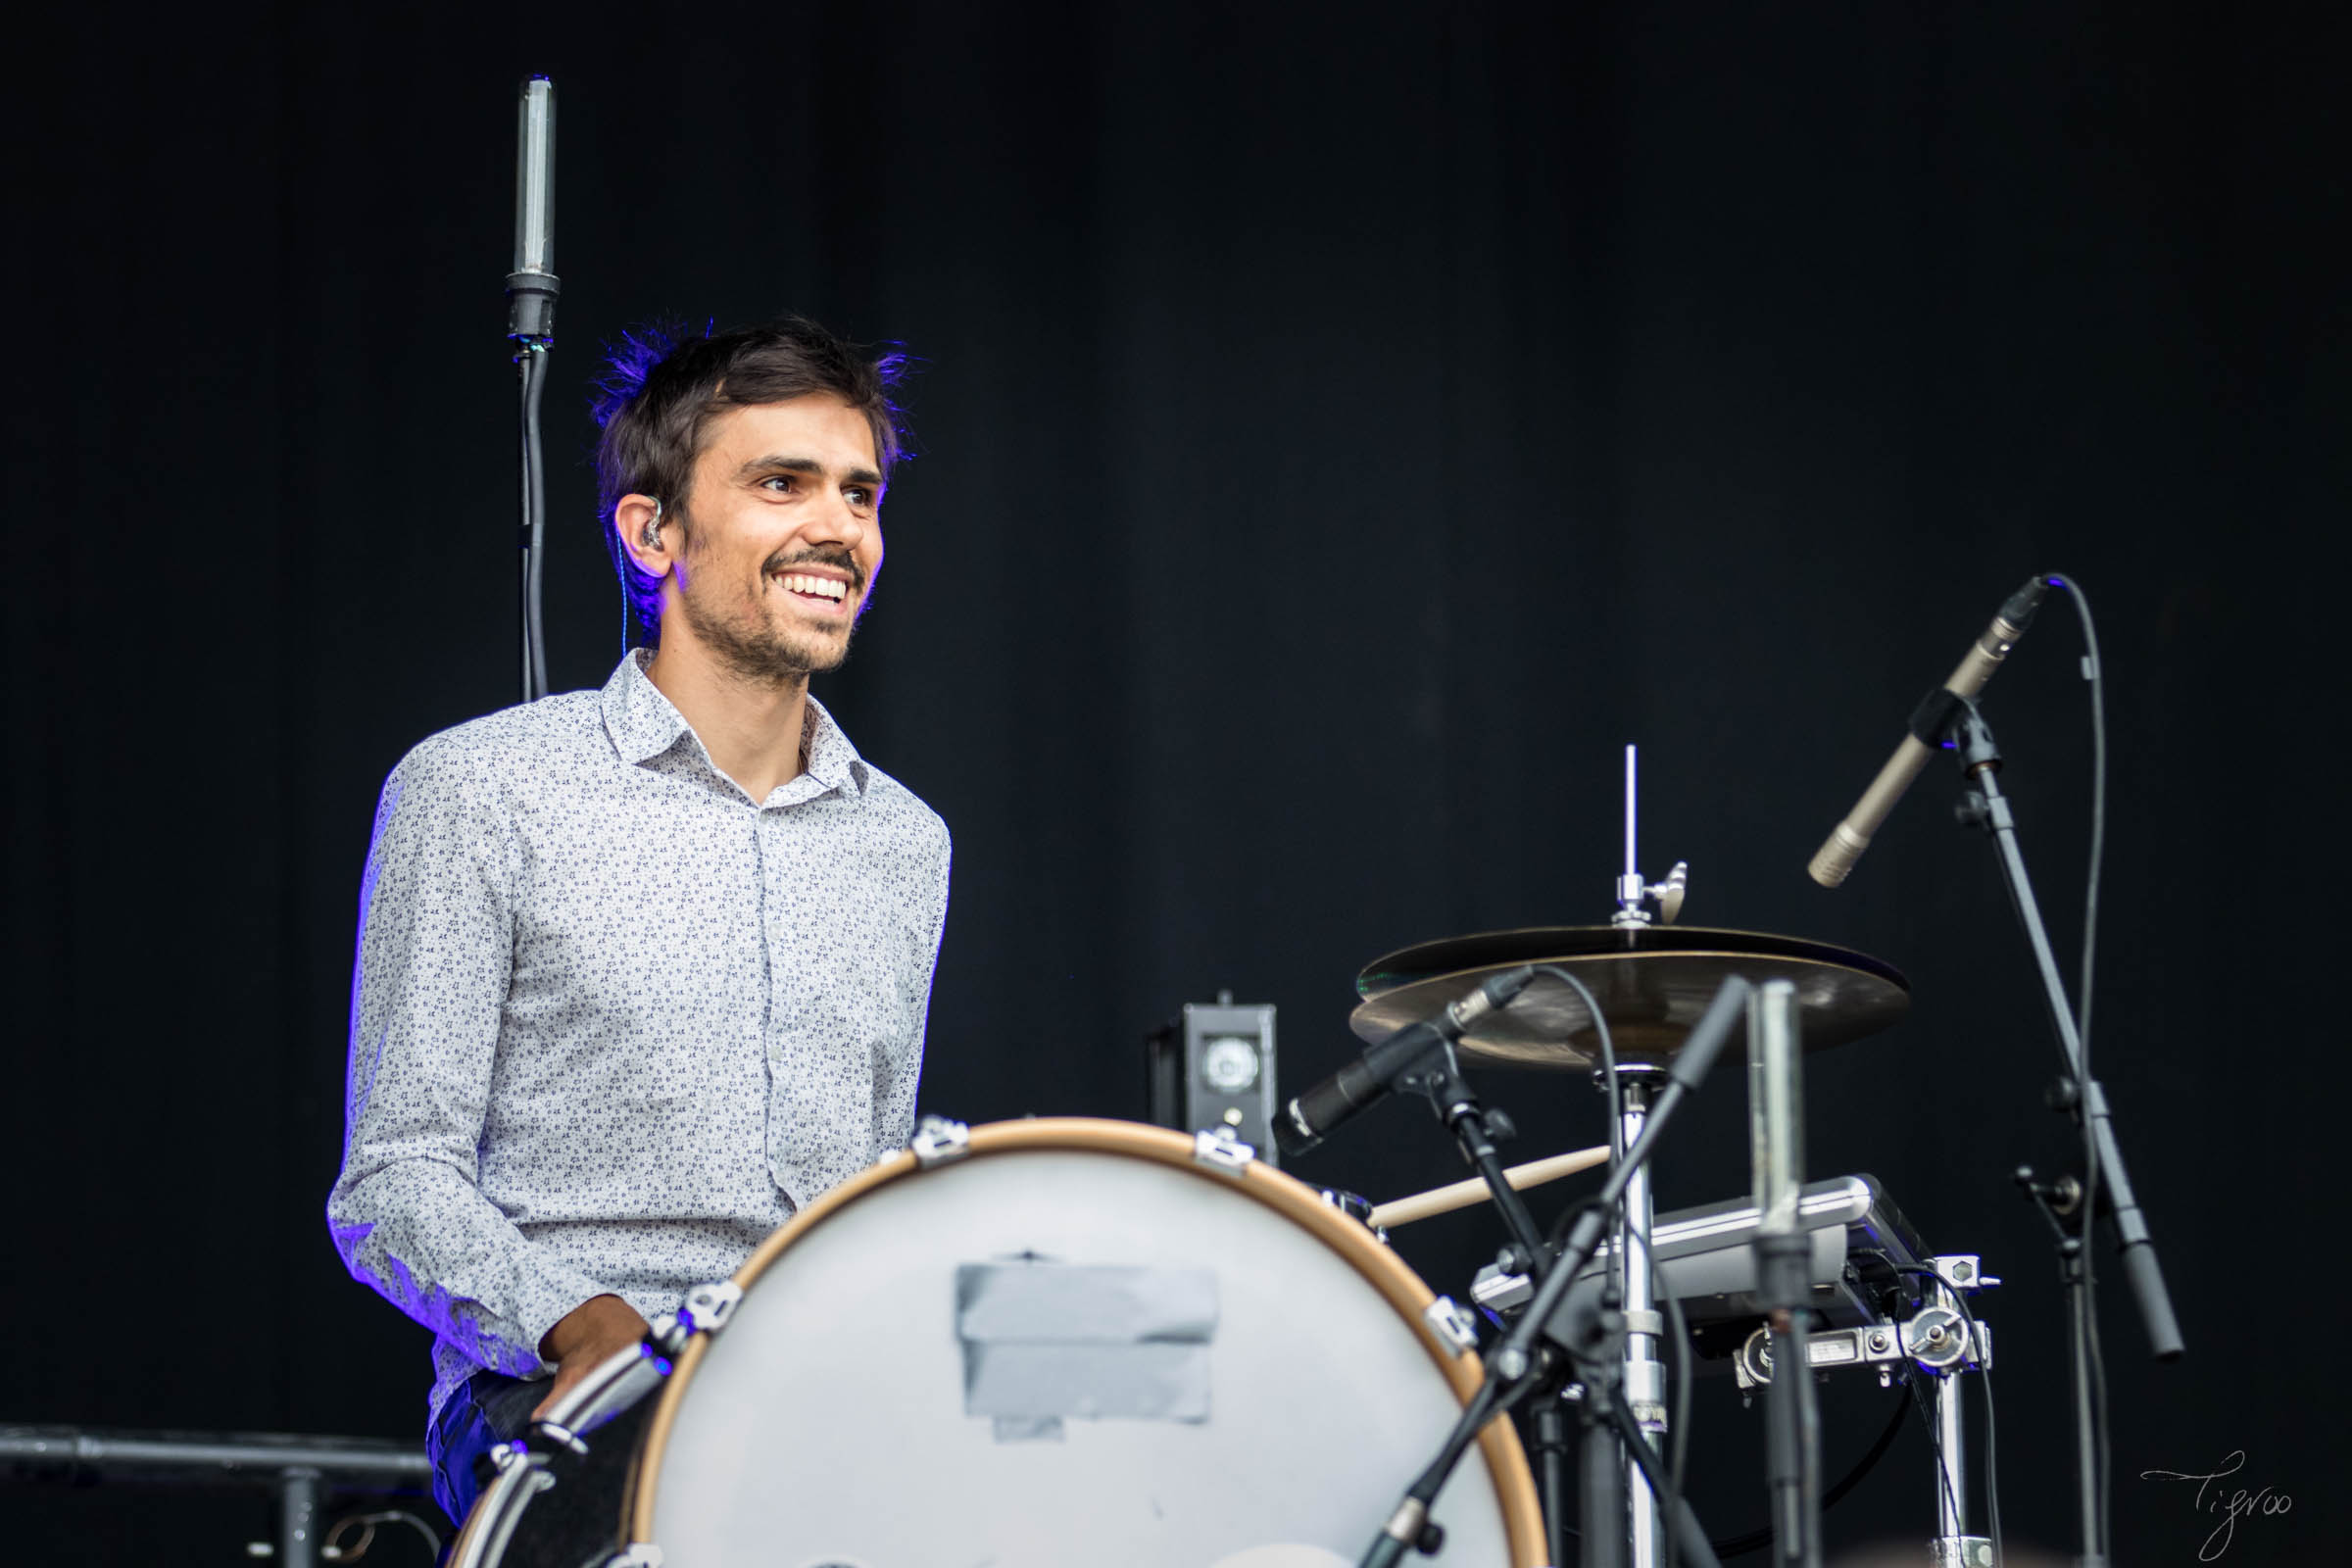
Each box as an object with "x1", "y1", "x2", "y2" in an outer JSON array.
[{"x1": 1351, "y1": 925, "x2": 1908, "y2": 1068}]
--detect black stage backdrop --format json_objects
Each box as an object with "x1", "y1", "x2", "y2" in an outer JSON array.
[{"x1": 6, "y1": 3, "x2": 2344, "y2": 1562}]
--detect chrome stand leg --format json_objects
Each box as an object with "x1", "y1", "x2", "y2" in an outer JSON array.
[
  {"x1": 1935, "y1": 1369, "x2": 1968, "y2": 1544},
  {"x1": 1619, "y1": 1078, "x2": 1665, "y2": 1568},
  {"x1": 1927, "y1": 1270, "x2": 1994, "y2": 1568},
  {"x1": 1928, "y1": 1373, "x2": 1995, "y2": 1566}
]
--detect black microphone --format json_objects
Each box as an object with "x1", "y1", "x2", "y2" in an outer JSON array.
[
  {"x1": 1808, "y1": 575, "x2": 2048, "y2": 887},
  {"x1": 506, "y1": 76, "x2": 560, "y2": 342},
  {"x1": 1276, "y1": 965, "x2": 1536, "y2": 1158}
]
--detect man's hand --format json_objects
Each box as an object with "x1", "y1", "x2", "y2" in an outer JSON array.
[{"x1": 532, "y1": 1294, "x2": 651, "y2": 1421}]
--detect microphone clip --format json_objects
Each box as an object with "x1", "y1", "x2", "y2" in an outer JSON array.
[{"x1": 506, "y1": 270, "x2": 562, "y2": 345}]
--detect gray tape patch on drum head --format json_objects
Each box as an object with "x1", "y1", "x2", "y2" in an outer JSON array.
[{"x1": 956, "y1": 1263, "x2": 1218, "y2": 1435}]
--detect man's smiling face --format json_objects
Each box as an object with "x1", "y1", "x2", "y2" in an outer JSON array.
[{"x1": 660, "y1": 393, "x2": 886, "y2": 683}]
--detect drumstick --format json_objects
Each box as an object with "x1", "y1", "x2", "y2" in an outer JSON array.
[{"x1": 1366, "y1": 1145, "x2": 1611, "y2": 1231}]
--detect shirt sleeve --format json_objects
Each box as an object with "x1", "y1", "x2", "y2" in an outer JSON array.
[
  {"x1": 325, "y1": 738, "x2": 606, "y2": 1378},
  {"x1": 875, "y1": 816, "x2": 951, "y2": 1152}
]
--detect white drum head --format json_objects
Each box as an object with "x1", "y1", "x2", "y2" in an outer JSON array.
[{"x1": 633, "y1": 1123, "x2": 1538, "y2": 1567}]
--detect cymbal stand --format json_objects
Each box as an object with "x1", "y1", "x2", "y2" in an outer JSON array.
[
  {"x1": 1612, "y1": 744, "x2": 1689, "y2": 930},
  {"x1": 1611, "y1": 1070, "x2": 1669, "y2": 1567},
  {"x1": 1353, "y1": 978, "x2": 1750, "y2": 1568},
  {"x1": 1604, "y1": 743, "x2": 1681, "y2": 1562},
  {"x1": 1750, "y1": 981, "x2": 1821, "y2": 1568}
]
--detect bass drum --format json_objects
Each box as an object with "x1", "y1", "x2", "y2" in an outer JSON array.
[{"x1": 620, "y1": 1117, "x2": 1544, "y2": 1567}]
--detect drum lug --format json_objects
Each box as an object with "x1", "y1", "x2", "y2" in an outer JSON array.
[
  {"x1": 1423, "y1": 1295, "x2": 1479, "y2": 1357},
  {"x1": 449, "y1": 1447, "x2": 554, "y2": 1568},
  {"x1": 530, "y1": 1420, "x2": 588, "y2": 1457},
  {"x1": 676, "y1": 1281, "x2": 744, "y2": 1340},
  {"x1": 1192, "y1": 1126, "x2": 1257, "y2": 1174},
  {"x1": 485, "y1": 1440, "x2": 539, "y2": 1477},
  {"x1": 912, "y1": 1114, "x2": 971, "y2": 1168}
]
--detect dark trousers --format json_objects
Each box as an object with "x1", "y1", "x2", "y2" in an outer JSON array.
[
  {"x1": 427, "y1": 1370, "x2": 547, "y2": 1528},
  {"x1": 427, "y1": 1368, "x2": 654, "y2": 1565}
]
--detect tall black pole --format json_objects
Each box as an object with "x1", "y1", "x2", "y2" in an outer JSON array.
[
  {"x1": 1950, "y1": 700, "x2": 2182, "y2": 1567},
  {"x1": 506, "y1": 76, "x2": 559, "y2": 704}
]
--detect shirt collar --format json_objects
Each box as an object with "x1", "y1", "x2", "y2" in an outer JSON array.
[
  {"x1": 602, "y1": 649, "x2": 689, "y2": 765},
  {"x1": 799, "y1": 691, "x2": 867, "y2": 799},
  {"x1": 600, "y1": 649, "x2": 870, "y2": 803}
]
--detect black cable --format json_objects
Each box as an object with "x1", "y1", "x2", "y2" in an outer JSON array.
[
  {"x1": 518, "y1": 343, "x2": 552, "y2": 702},
  {"x1": 1948, "y1": 1287, "x2": 2005, "y2": 1565},
  {"x1": 1906, "y1": 1367, "x2": 1963, "y2": 1537},
  {"x1": 2046, "y1": 573, "x2": 2106, "y2": 1072},
  {"x1": 1889, "y1": 1264, "x2": 2005, "y2": 1564},
  {"x1": 1531, "y1": 963, "x2": 1623, "y2": 1173},
  {"x1": 2047, "y1": 572, "x2": 2109, "y2": 1552},
  {"x1": 1546, "y1": 1194, "x2": 1611, "y2": 1251},
  {"x1": 1529, "y1": 961, "x2": 1647, "y2": 1550},
  {"x1": 1663, "y1": 1274, "x2": 1691, "y2": 1509},
  {"x1": 1530, "y1": 963, "x2": 1623, "y2": 1267},
  {"x1": 1712, "y1": 1390, "x2": 1911, "y2": 1557},
  {"x1": 321, "y1": 1509, "x2": 443, "y2": 1562},
  {"x1": 1525, "y1": 962, "x2": 1696, "y2": 1563},
  {"x1": 1529, "y1": 964, "x2": 1633, "y2": 1498}
]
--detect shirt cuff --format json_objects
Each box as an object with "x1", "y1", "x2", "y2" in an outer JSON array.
[{"x1": 509, "y1": 1260, "x2": 617, "y2": 1376}]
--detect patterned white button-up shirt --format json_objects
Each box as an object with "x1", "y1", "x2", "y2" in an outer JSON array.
[{"x1": 328, "y1": 651, "x2": 951, "y2": 1424}]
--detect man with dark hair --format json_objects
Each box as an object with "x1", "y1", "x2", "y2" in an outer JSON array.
[{"x1": 328, "y1": 316, "x2": 950, "y2": 1526}]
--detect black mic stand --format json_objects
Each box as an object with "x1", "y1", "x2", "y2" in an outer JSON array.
[
  {"x1": 1392, "y1": 1039, "x2": 1550, "y2": 1265},
  {"x1": 1392, "y1": 1042, "x2": 1650, "y2": 1568},
  {"x1": 1549, "y1": 1284, "x2": 1631, "y2": 1568},
  {"x1": 1937, "y1": 696, "x2": 2183, "y2": 1568}
]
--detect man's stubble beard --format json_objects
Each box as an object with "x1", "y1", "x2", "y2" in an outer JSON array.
[{"x1": 677, "y1": 545, "x2": 864, "y2": 689}]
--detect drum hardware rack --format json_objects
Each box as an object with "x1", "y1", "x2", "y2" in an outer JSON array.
[
  {"x1": 1356, "y1": 975, "x2": 1753, "y2": 1568},
  {"x1": 0, "y1": 1425, "x2": 435, "y2": 1568},
  {"x1": 1731, "y1": 1256, "x2": 2000, "y2": 1568},
  {"x1": 1467, "y1": 1167, "x2": 2001, "y2": 1564}
]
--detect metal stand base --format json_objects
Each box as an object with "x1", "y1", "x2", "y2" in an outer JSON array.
[{"x1": 0, "y1": 1427, "x2": 430, "y2": 1567}]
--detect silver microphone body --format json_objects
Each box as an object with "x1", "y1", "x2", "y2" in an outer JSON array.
[
  {"x1": 506, "y1": 76, "x2": 560, "y2": 342},
  {"x1": 1808, "y1": 576, "x2": 2046, "y2": 887}
]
